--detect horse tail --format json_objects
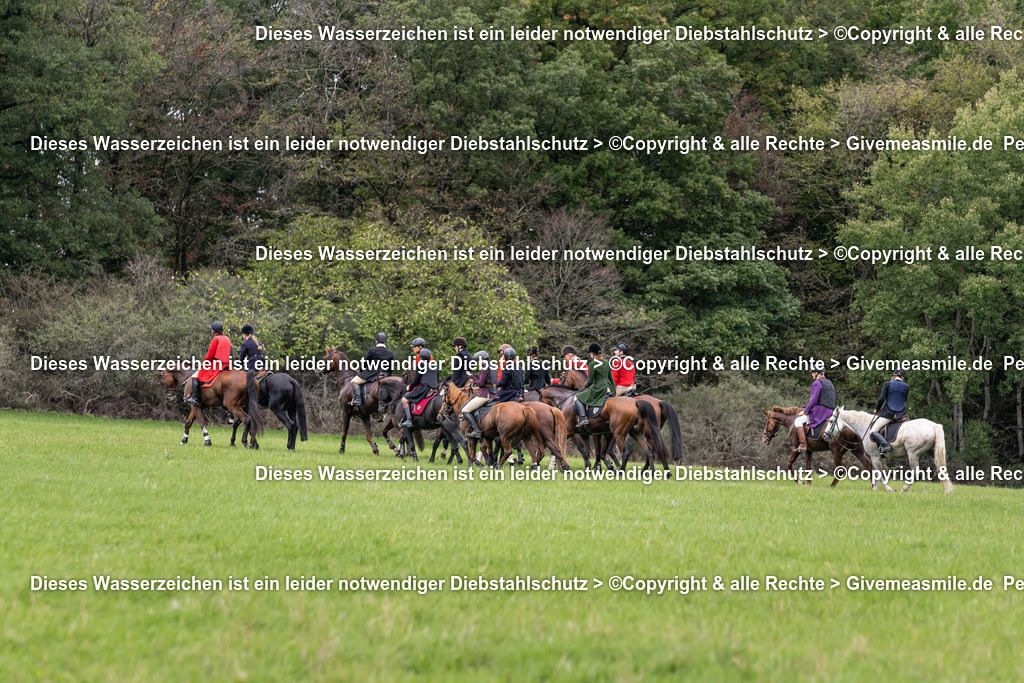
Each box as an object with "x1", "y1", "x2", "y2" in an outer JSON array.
[
  {"x1": 659, "y1": 400, "x2": 682, "y2": 462},
  {"x1": 553, "y1": 408, "x2": 567, "y2": 461},
  {"x1": 934, "y1": 423, "x2": 951, "y2": 490},
  {"x1": 415, "y1": 430, "x2": 425, "y2": 450},
  {"x1": 523, "y1": 405, "x2": 544, "y2": 457},
  {"x1": 246, "y1": 372, "x2": 264, "y2": 436},
  {"x1": 636, "y1": 400, "x2": 668, "y2": 464},
  {"x1": 294, "y1": 377, "x2": 308, "y2": 441}
]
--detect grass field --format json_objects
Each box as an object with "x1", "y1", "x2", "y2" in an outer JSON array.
[{"x1": 2, "y1": 411, "x2": 1023, "y2": 681}]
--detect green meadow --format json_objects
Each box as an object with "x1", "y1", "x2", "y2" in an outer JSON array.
[{"x1": 2, "y1": 411, "x2": 1022, "y2": 681}]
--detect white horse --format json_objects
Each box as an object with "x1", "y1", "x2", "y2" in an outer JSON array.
[{"x1": 839, "y1": 410, "x2": 953, "y2": 494}]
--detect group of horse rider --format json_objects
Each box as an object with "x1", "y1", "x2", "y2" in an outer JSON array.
[
  {"x1": 182, "y1": 322, "x2": 267, "y2": 407},
  {"x1": 795, "y1": 360, "x2": 910, "y2": 453},
  {"x1": 344, "y1": 333, "x2": 639, "y2": 437}
]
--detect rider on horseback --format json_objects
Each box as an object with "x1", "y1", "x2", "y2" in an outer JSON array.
[
  {"x1": 794, "y1": 360, "x2": 837, "y2": 452},
  {"x1": 561, "y1": 345, "x2": 588, "y2": 377},
  {"x1": 349, "y1": 332, "x2": 394, "y2": 407},
  {"x1": 611, "y1": 342, "x2": 636, "y2": 396},
  {"x1": 184, "y1": 322, "x2": 231, "y2": 407},
  {"x1": 496, "y1": 347, "x2": 524, "y2": 402},
  {"x1": 447, "y1": 337, "x2": 473, "y2": 388},
  {"x1": 870, "y1": 366, "x2": 909, "y2": 454},
  {"x1": 524, "y1": 345, "x2": 551, "y2": 392},
  {"x1": 574, "y1": 343, "x2": 614, "y2": 429},
  {"x1": 399, "y1": 348, "x2": 439, "y2": 428},
  {"x1": 462, "y1": 350, "x2": 496, "y2": 438},
  {"x1": 238, "y1": 324, "x2": 266, "y2": 372}
]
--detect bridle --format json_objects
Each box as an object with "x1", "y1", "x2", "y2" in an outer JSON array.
[{"x1": 762, "y1": 410, "x2": 782, "y2": 445}]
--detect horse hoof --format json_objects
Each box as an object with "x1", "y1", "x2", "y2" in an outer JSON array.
[{"x1": 204, "y1": 440, "x2": 212, "y2": 447}]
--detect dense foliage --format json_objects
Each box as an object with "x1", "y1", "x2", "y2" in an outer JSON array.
[{"x1": 5, "y1": 0, "x2": 1024, "y2": 460}]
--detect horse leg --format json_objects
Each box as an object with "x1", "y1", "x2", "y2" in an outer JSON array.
[
  {"x1": 339, "y1": 405, "x2": 352, "y2": 454},
  {"x1": 269, "y1": 394, "x2": 297, "y2": 450},
  {"x1": 403, "y1": 426, "x2": 418, "y2": 462},
  {"x1": 223, "y1": 402, "x2": 251, "y2": 449},
  {"x1": 230, "y1": 418, "x2": 241, "y2": 447},
  {"x1": 362, "y1": 415, "x2": 379, "y2": 456},
  {"x1": 193, "y1": 406, "x2": 212, "y2": 447},
  {"x1": 901, "y1": 443, "x2": 920, "y2": 493},
  {"x1": 181, "y1": 408, "x2": 197, "y2": 445}
]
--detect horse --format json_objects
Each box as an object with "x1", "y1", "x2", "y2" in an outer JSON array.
[
  {"x1": 761, "y1": 406, "x2": 873, "y2": 488},
  {"x1": 376, "y1": 378, "x2": 467, "y2": 464},
  {"x1": 436, "y1": 382, "x2": 545, "y2": 467},
  {"x1": 839, "y1": 410, "x2": 953, "y2": 493},
  {"x1": 247, "y1": 372, "x2": 308, "y2": 450},
  {"x1": 319, "y1": 347, "x2": 404, "y2": 455},
  {"x1": 156, "y1": 361, "x2": 262, "y2": 448},
  {"x1": 558, "y1": 369, "x2": 682, "y2": 462}
]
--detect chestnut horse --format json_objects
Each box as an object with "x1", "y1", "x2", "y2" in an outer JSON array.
[
  {"x1": 437, "y1": 382, "x2": 545, "y2": 467},
  {"x1": 157, "y1": 361, "x2": 262, "y2": 448},
  {"x1": 761, "y1": 406, "x2": 873, "y2": 487}
]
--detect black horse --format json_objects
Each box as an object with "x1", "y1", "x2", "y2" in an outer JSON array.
[
  {"x1": 232, "y1": 372, "x2": 308, "y2": 450},
  {"x1": 378, "y1": 379, "x2": 467, "y2": 463}
]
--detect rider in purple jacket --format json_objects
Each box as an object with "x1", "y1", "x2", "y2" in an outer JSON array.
[{"x1": 796, "y1": 360, "x2": 837, "y2": 451}]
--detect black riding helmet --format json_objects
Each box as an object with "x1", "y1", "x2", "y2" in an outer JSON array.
[
  {"x1": 411, "y1": 337, "x2": 426, "y2": 348},
  {"x1": 615, "y1": 342, "x2": 628, "y2": 353},
  {"x1": 528, "y1": 345, "x2": 539, "y2": 356},
  {"x1": 561, "y1": 345, "x2": 576, "y2": 357},
  {"x1": 503, "y1": 347, "x2": 516, "y2": 360},
  {"x1": 375, "y1": 332, "x2": 387, "y2": 344},
  {"x1": 210, "y1": 321, "x2": 224, "y2": 334},
  {"x1": 588, "y1": 343, "x2": 602, "y2": 355},
  {"x1": 419, "y1": 348, "x2": 431, "y2": 360},
  {"x1": 453, "y1": 337, "x2": 468, "y2": 348},
  {"x1": 894, "y1": 367, "x2": 908, "y2": 380},
  {"x1": 241, "y1": 324, "x2": 254, "y2": 336}
]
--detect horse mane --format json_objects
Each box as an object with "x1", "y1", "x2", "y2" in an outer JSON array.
[
  {"x1": 839, "y1": 409, "x2": 873, "y2": 428},
  {"x1": 770, "y1": 406, "x2": 801, "y2": 415}
]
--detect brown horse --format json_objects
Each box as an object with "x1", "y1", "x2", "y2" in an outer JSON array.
[
  {"x1": 761, "y1": 406, "x2": 873, "y2": 487},
  {"x1": 557, "y1": 369, "x2": 682, "y2": 462},
  {"x1": 319, "y1": 347, "x2": 406, "y2": 455},
  {"x1": 157, "y1": 361, "x2": 262, "y2": 448},
  {"x1": 438, "y1": 382, "x2": 545, "y2": 467}
]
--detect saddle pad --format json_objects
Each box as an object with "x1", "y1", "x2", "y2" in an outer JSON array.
[
  {"x1": 410, "y1": 392, "x2": 437, "y2": 415},
  {"x1": 586, "y1": 404, "x2": 604, "y2": 419},
  {"x1": 884, "y1": 420, "x2": 906, "y2": 442},
  {"x1": 473, "y1": 398, "x2": 499, "y2": 421},
  {"x1": 807, "y1": 421, "x2": 827, "y2": 440}
]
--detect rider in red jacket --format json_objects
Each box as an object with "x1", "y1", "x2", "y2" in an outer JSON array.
[
  {"x1": 611, "y1": 342, "x2": 636, "y2": 396},
  {"x1": 185, "y1": 322, "x2": 232, "y2": 406}
]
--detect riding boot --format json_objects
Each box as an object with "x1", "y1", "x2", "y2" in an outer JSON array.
[
  {"x1": 464, "y1": 411, "x2": 483, "y2": 439},
  {"x1": 399, "y1": 403, "x2": 413, "y2": 428},
  {"x1": 574, "y1": 398, "x2": 589, "y2": 429},
  {"x1": 184, "y1": 378, "x2": 200, "y2": 406},
  {"x1": 349, "y1": 382, "x2": 363, "y2": 406},
  {"x1": 870, "y1": 431, "x2": 892, "y2": 454},
  {"x1": 795, "y1": 425, "x2": 807, "y2": 451}
]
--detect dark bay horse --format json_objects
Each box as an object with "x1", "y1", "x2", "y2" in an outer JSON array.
[
  {"x1": 376, "y1": 378, "x2": 466, "y2": 463},
  {"x1": 250, "y1": 372, "x2": 308, "y2": 450},
  {"x1": 320, "y1": 347, "x2": 404, "y2": 455},
  {"x1": 157, "y1": 361, "x2": 262, "y2": 448},
  {"x1": 761, "y1": 406, "x2": 873, "y2": 487}
]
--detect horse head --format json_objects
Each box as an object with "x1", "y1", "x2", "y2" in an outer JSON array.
[
  {"x1": 762, "y1": 407, "x2": 784, "y2": 445},
  {"x1": 156, "y1": 369, "x2": 179, "y2": 401}
]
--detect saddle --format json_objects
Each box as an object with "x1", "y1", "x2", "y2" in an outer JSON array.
[
  {"x1": 472, "y1": 398, "x2": 499, "y2": 421},
  {"x1": 410, "y1": 392, "x2": 437, "y2": 415}
]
